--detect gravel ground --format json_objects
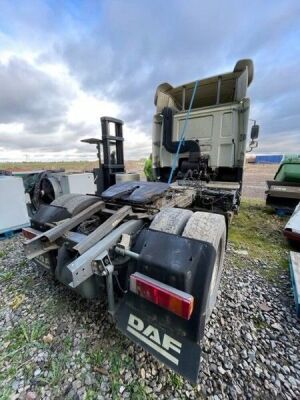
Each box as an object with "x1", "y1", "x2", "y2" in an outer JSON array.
[{"x1": 0, "y1": 221, "x2": 299, "y2": 399}]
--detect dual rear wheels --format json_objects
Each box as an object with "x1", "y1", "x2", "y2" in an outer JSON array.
[{"x1": 150, "y1": 208, "x2": 226, "y2": 322}]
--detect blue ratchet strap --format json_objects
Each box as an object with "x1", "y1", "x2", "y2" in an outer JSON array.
[{"x1": 168, "y1": 80, "x2": 199, "y2": 184}]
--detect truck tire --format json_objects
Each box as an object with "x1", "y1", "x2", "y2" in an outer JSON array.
[
  {"x1": 51, "y1": 194, "x2": 100, "y2": 216},
  {"x1": 234, "y1": 59, "x2": 254, "y2": 85},
  {"x1": 182, "y1": 212, "x2": 226, "y2": 322},
  {"x1": 150, "y1": 207, "x2": 193, "y2": 235}
]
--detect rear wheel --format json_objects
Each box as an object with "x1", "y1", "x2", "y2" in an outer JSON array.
[
  {"x1": 150, "y1": 207, "x2": 193, "y2": 235},
  {"x1": 150, "y1": 208, "x2": 226, "y2": 322},
  {"x1": 183, "y1": 212, "x2": 226, "y2": 322}
]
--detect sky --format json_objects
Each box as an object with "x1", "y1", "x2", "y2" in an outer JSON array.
[{"x1": 0, "y1": 0, "x2": 299, "y2": 162}]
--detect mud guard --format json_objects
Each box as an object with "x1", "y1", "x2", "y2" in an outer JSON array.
[
  {"x1": 115, "y1": 229, "x2": 217, "y2": 382},
  {"x1": 116, "y1": 293, "x2": 201, "y2": 382}
]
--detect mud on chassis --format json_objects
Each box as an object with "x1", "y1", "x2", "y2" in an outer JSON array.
[{"x1": 23, "y1": 182, "x2": 227, "y2": 382}]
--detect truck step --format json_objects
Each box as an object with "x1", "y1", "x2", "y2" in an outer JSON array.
[{"x1": 289, "y1": 251, "x2": 300, "y2": 319}]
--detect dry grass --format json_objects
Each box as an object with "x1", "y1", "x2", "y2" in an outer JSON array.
[
  {"x1": 229, "y1": 199, "x2": 289, "y2": 282},
  {"x1": 0, "y1": 160, "x2": 145, "y2": 174},
  {"x1": 0, "y1": 161, "x2": 99, "y2": 173}
]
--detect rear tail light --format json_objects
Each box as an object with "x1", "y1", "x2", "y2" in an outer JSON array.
[
  {"x1": 130, "y1": 272, "x2": 194, "y2": 320},
  {"x1": 22, "y1": 227, "x2": 39, "y2": 240}
]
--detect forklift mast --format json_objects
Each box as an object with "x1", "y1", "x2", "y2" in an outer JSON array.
[
  {"x1": 82, "y1": 116, "x2": 125, "y2": 195},
  {"x1": 101, "y1": 116, "x2": 125, "y2": 189}
]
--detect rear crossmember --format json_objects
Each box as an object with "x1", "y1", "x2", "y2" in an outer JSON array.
[{"x1": 23, "y1": 212, "x2": 217, "y2": 381}]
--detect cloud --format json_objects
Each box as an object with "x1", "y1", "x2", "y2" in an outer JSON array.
[
  {"x1": 257, "y1": 131, "x2": 300, "y2": 154},
  {"x1": 57, "y1": 0, "x2": 300, "y2": 140},
  {"x1": 0, "y1": 55, "x2": 124, "y2": 161},
  {"x1": 0, "y1": 0, "x2": 299, "y2": 161},
  {"x1": 0, "y1": 57, "x2": 73, "y2": 125}
]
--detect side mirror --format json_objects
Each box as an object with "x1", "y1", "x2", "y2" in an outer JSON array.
[
  {"x1": 247, "y1": 122, "x2": 259, "y2": 153},
  {"x1": 251, "y1": 124, "x2": 259, "y2": 140}
]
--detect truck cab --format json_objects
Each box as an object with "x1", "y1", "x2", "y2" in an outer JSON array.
[{"x1": 152, "y1": 59, "x2": 255, "y2": 185}]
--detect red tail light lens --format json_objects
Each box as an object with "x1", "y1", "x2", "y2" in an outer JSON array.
[
  {"x1": 130, "y1": 272, "x2": 194, "y2": 320},
  {"x1": 22, "y1": 227, "x2": 39, "y2": 240}
]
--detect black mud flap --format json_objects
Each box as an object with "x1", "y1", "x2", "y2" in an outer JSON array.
[
  {"x1": 115, "y1": 292, "x2": 202, "y2": 383},
  {"x1": 116, "y1": 229, "x2": 217, "y2": 382}
]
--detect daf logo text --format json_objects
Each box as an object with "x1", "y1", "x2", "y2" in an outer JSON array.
[{"x1": 126, "y1": 314, "x2": 182, "y2": 365}]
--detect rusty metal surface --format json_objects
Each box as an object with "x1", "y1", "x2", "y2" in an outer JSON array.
[
  {"x1": 44, "y1": 201, "x2": 105, "y2": 242},
  {"x1": 74, "y1": 205, "x2": 132, "y2": 254},
  {"x1": 67, "y1": 220, "x2": 143, "y2": 288},
  {"x1": 24, "y1": 201, "x2": 104, "y2": 259}
]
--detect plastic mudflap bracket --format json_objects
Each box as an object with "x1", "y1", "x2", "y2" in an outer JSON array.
[{"x1": 115, "y1": 292, "x2": 202, "y2": 383}]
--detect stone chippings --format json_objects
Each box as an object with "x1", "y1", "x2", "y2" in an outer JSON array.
[{"x1": 0, "y1": 235, "x2": 299, "y2": 399}]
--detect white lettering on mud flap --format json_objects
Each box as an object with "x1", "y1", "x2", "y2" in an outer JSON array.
[{"x1": 126, "y1": 314, "x2": 182, "y2": 365}]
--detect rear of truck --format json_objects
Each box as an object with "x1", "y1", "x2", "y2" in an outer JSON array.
[
  {"x1": 152, "y1": 59, "x2": 256, "y2": 214},
  {"x1": 23, "y1": 59, "x2": 255, "y2": 382},
  {"x1": 24, "y1": 188, "x2": 225, "y2": 382}
]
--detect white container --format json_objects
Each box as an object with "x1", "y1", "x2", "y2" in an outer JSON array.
[
  {"x1": 0, "y1": 176, "x2": 30, "y2": 234},
  {"x1": 60, "y1": 173, "x2": 96, "y2": 195},
  {"x1": 115, "y1": 173, "x2": 140, "y2": 184}
]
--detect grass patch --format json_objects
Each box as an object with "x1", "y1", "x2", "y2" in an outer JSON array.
[
  {"x1": 0, "y1": 387, "x2": 12, "y2": 400},
  {"x1": 253, "y1": 316, "x2": 269, "y2": 330},
  {"x1": 229, "y1": 199, "x2": 289, "y2": 282},
  {"x1": 127, "y1": 381, "x2": 148, "y2": 400},
  {"x1": 106, "y1": 349, "x2": 133, "y2": 398},
  {"x1": 45, "y1": 358, "x2": 66, "y2": 386},
  {"x1": 109, "y1": 349, "x2": 133, "y2": 376},
  {"x1": 0, "y1": 270, "x2": 15, "y2": 283},
  {"x1": 0, "y1": 250, "x2": 6, "y2": 258},
  {"x1": 88, "y1": 339, "x2": 135, "y2": 399},
  {"x1": 18, "y1": 260, "x2": 27, "y2": 268},
  {"x1": 2, "y1": 321, "x2": 48, "y2": 358},
  {"x1": 36, "y1": 353, "x2": 69, "y2": 392},
  {"x1": 0, "y1": 161, "x2": 99, "y2": 173},
  {"x1": 19, "y1": 321, "x2": 48, "y2": 343},
  {"x1": 169, "y1": 372, "x2": 184, "y2": 390},
  {"x1": 43, "y1": 297, "x2": 70, "y2": 317},
  {"x1": 85, "y1": 389, "x2": 99, "y2": 400},
  {"x1": 89, "y1": 349, "x2": 105, "y2": 367},
  {"x1": 22, "y1": 275, "x2": 35, "y2": 288},
  {"x1": 0, "y1": 321, "x2": 49, "y2": 386},
  {"x1": 63, "y1": 335, "x2": 73, "y2": 351}
]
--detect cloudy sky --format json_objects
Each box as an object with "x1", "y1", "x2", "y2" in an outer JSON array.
[{"x1": 0, "y1": 0, "x2": 299, "y2": 161}]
